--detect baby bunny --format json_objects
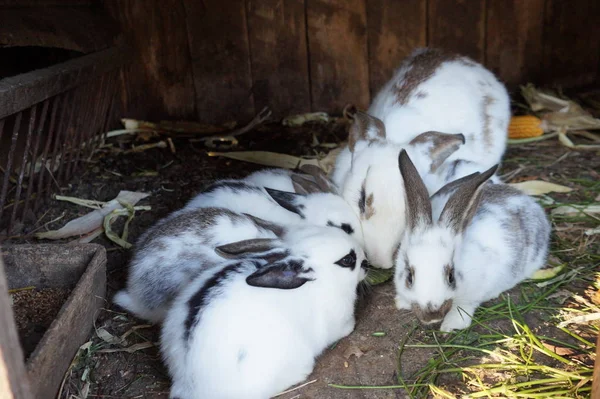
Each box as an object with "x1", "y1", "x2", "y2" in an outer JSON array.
[
  {"x1": 394, "y1": 150, "x2": 551, "y2": 332},
  {"x1": 183, "y1": 167, "x2": 364, "y2": 246},
  {"x1": 161, "y1": 225, "x2": 368, "y2": 399},
  {"x1": 332, "y1": 111, "x2": 465, "y2": 269},
  {"x1": 113, "y1": 207, "x2": 284, "y2": 323},
  {"x1": 369, "y1": 47, "x2": 510, "y2": 184}
]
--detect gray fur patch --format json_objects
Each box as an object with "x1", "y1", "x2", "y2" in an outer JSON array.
[{"x1": 481, "y1": 95, "x2": 496, "y2": 151}]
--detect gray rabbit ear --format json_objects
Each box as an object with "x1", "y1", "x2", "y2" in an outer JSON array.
[
  {"x1": 246, "y1": 259, "x2": 314, "y2": 289},
  {"x1": 398, "y1": 149, "x2": 433, "y2": 231},
  {"x1": 215, "y1": 238, "x2": 279, "y2": 259},
  {"x1": 265, "y1": 188, "x2": 306, "y2": 218},
  {"x1": 348, "y1": 111, "x2": 386, "y2": 152},
  {"x1": 242, "y1": 214, "x2": 285, "y2": 237},
  {"x1": 291, "y1": 174, "x2": 322, "y2": 195},
  {"x1": 299, "y1": 164, "x2": 338, "y2": 194},
  {"x1": 439, "y1": 165, "x2": 498, "y2": 234},
  {"x1": 409, "y1": 132, "x2": 465, "y2": 173}
]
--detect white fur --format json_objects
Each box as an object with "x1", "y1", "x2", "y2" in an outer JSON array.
[
  {"x1": 113, "y1": 208, "x2": 279, "y2": 323},
  {"x1": 243, "y1": 168, "x2": 296, "y2": 191},
  {"x1": 183, "y1": 175, "x2": 365, "y2": 248},
  {"x1": 394, "y1": 181, "x2": 551, "y2": 332},
  {"x1": 161, "y1": 226, "x2": 366, "y2": 399},
  {"x1": 369, "y1": 48, "x2": 510, "y2": 181}
]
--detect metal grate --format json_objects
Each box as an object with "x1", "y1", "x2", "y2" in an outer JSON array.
[{"x1": 0, "y1": 46, "x2": 128, "y2": 237}]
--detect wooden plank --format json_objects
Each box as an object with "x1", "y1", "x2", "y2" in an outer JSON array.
[
  {"x1": 486, "y1": 0, "x2": 544, "y2": 89},
  {"x1": 246, "y1": 0, "x2": 310, "y2": 119},
  {"x1": 0, "y1": 46, "x2": 128, "y2": 119},
  {"x1": 307, "y1": 0, "x2": 369, "y2": 113},
  {"x1": 184, "y1": 0, "x2": 254, "y2": 123},
  {"x1": 542, "y1": 0, "x2": 600, "y2": 87},
  {"x1": 0, "y1": 253, "x2": 32, "y2": 399},
  {"x1": 105, "y1": 0, "x2": 197, "y2": 120},
  {"x1": 366, "y1": 0, "x2": 426, "y2": 96},
  {"x1": 428, "y1": 0, "x2": 486, "y2": 62},
  {"x1": 0, "y1": 7, "x2": 117, "y2": 53}
]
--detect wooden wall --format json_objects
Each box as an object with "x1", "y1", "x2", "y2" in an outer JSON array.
[{"x1": 104, "y1": 0, "x2": 600, "y2": 124}]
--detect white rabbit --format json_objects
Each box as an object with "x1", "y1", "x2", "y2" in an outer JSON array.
[
  {"x1": 161, "y1": 225, "x2": 368, "y2": 399},
  {"x1": 243, "y1": 168, "x2": 296, "y2": 192},
  {"x1": 183, "y1": 166, "x2": 364, "y2": 246},
  {"x1": 113, "y1": 208, "x2": 284, "y2": 323},
  {"x1": 394, "y1": 150, "x2": 551, "y2": 332},
  {"x1": 332, "y1": 112, "x2": 466, "y2": 269},
  {"x1": 369, "y1": 47, "x2": 510, "y2": 183}
]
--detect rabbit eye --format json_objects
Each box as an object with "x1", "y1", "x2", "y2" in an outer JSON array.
[
  {"x1": 406, "y1": 267, "x2": 414, "y2": 288},
  {"x1": 335, "y1": 250, "x2": 357, "y2": 269},
  {"x1": 445, "y1": 264, "x2": 456, "y2": 288}
]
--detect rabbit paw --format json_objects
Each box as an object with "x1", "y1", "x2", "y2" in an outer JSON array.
[
  {"x1": 395, "y1": 296, "x2": 411, "y2": 310},
  {"x1": 440, "y1": 306, "x2": 474, "y2": 332}
]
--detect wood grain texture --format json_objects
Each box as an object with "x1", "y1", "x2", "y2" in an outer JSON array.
[
  {"x1": 543, "y1": 0, "x2": 600, "y2": 87},
  {"x1": 0, "y1": 255, "x2": 31, "y2": 399},
  {"x1": 184, "y1": 0, "x2": 254, "y2": 123},
  {"x1": 105, "y1": 0, "x2": 196, "y2": 120},
  {"x1": 366, "y1": 0, "x2": 426, "y2": 96},
  {"x1": 486, "y1": 0, "x2": 544, "y2": 89},
  {"x1": 247, "y1": 0, "x2": 310, "y2": 118},
  {"x1": 428, "y1": 0, "x2": 486, "y2": 62},
  {"x1": 307, "y1": 0, "x2": 369, "y2": 112}
]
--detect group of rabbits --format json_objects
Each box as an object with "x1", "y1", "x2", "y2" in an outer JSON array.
[{"x1": 114, "y1": 48, "x2": 551, "y2": 399}]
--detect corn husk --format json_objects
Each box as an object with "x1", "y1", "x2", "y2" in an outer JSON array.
[
  {"x1": 508, "y1": 180, "x2": 573, "y2": 196},
  {"x1": 208, "y1": 151, "x2": 320, "y2": 170}
]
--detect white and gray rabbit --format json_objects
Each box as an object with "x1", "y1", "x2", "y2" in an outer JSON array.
[
  {"x1": 113, "y1": 207, "x2": 284, "y2": 323},
  {"x1": 183, "y1": 166, "x2": 364, "y2": 246},
  {"x1": 369, "y1": 47, "x2": 510, "y2": 187},
  {"x1": 161, "y1": 225, "x2": 368, "y2": 399},
  {"x1": 332, "y1": 111, "x2": 466, "y2": 269},
  {"x1": 394, "y1": 150, "x2": 551, "y2": 332}
]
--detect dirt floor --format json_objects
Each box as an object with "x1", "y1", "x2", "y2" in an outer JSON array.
[{"x1": 5, "y1": 99, "x2": 600, "y2": 398}]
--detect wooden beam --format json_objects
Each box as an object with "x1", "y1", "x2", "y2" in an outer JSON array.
[
  {"x1": 366, "y1": 0, "x2": 426, "y2": 96},
  {"x1": 486, "y1": 0, "x2": 544, "y2": 89},
  {"x1": 0, "y1": 46, "x2": 128, "y2": 119},
  {"x1": 247, "y1": 0, "x2": 311, "y2": 119},
  {"x1": 428, "y1": 0, "x2": 486, "y2": 62},
  {"x1": 184, "y1": 0, "x2": 254, "y2": 123},
  {"x1": 307, "y1": 0, "x2": 370, "y2": 113},
  {"x1": 0, "y1": 253, "x2": 32, "y2": 399}
]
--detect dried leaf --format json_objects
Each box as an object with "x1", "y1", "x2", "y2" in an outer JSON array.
[
  {"x1": 429, "y1": 385, "x2": 458, "y2": 399},
  {"x1": 558, "y1": 312, "x2": 600, "y2": 328},
  {"x1": 282, "y1": 112, "x2": 330, "y2": 126},
  {"x1": 96, "y1": 328, "x2": 122, "y2": 345},
  {"x1": 508, "y1": 180, "x2": 573, "y2": 196},
  {"x1": 558, "y1": 132, "x2": 600, "y2": 150},
  {"x1": 208, "y1": 151, "x2": 319, "y2": 170},
  {"x1": 36, "y1": 191, "x2": 149, "y2": 240},
  {"x1": 54, "y1": 195, "x2": 106, "y2": 209},
  {"x1": 585, "y1": 226, "x2": 600, "y2": 236},
  {"x1": 551, "y1": 204, "x2": 600, "y2": 216},
  {"x1": 343, "y1": 343, "x2": 365, "y2": 360},
  {"x1": 96, "y1": 341, "x2": 154, "y2": 354},
  {"x1": 546, "y1": 289, "x2": 573, "y2": 305}
]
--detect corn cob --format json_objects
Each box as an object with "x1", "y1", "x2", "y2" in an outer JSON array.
[{"x1": 508, "y1": 115, "x2": 544, "y2": 139}]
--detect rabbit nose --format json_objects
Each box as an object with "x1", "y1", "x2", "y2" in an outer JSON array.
[{"x1": 412, "y1": 299, "x2": 453, "y2": 325}]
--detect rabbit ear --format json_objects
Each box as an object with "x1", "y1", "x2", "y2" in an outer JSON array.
[
  {"x1": 439, "y1": 165, "x2": 498, "y2": 234},
  {"x1": 242, "y1": 213, "x2": 285, "y2": 237},
  {"x1": 409, "y1": 132, "x2": 465, "y2": 172},
  {"x1": 299, "y1": 164, "x2": 338, "y2": 194},
  {"x1": 348, "y1": 111, "x2": 386, "y2": 152},
  {"x1": 246, "y1": 259, "x2": 314, "y2": 289},
  {"x1": 265, "y1": 188, "x2": 306, "y2": 218},
  {"x1": 291, "y1": 174, "x2": 322, "y2": 195},
  {"x1": 215, "y1": 238, "x2": 280, "y2": 259},
  {"x1": 398, "y1": 149, "x2": 433, "y2": 230}
]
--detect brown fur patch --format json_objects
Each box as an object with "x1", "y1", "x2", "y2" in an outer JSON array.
[
  {"x1": 348, "y1": 112, "x2": 386, "y2": 152},
  {"x1": 398, "y1": 150, "x2": 432, "y2": 230},
  {"x1": 409, "y1": 131, "x2": 465, "y2": 173},
  {"x1": 411, "y1": 299, "x2": 453, "y2": 324},
  {"x1": 364, "y1": 193, "x2": 376, "y2": 219},
  {"x1": 394, "y1": 49, "x2": 464, "y2": 105}
]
